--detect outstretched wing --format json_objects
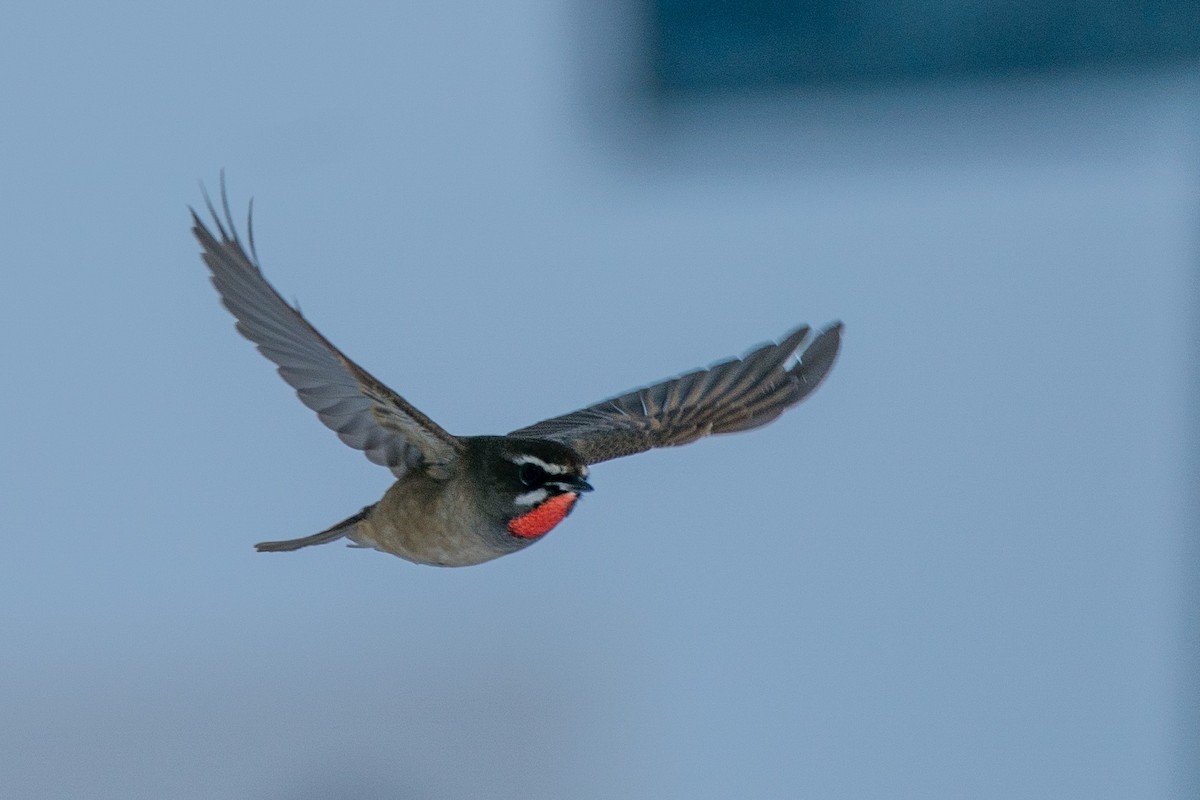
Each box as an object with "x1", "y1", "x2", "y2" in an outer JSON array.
[
  {"x1": 511, "y1": 323, "x2": 842, "y2": 465},
  {"x1": 192, "y1": 184, "x2": 463, "y2": 479}
]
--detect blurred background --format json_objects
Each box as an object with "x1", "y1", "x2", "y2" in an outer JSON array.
[{"x1": 2, "y1": 2, "x2": 1198, "y2": 798}]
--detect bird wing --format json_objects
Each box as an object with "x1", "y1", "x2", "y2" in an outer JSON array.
[
  {"x1": 510, "y1": 323, "x2": 842, "y2": 465},
  {"x1": 192, "y1": 185, "x2": 463, "y2": 479}
]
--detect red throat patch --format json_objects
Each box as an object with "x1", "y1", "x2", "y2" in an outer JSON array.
[{"x1": 507, "y1": 492, "x2": 579, "y2": 539}]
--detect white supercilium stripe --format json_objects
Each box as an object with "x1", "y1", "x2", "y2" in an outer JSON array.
[{"x1": 510, "y1": 454, "x2": 567, "y2": 475}]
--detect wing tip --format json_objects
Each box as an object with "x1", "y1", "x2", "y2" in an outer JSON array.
[{"x1": 791, "y1": 320, "x2": 842, "y2": 388}]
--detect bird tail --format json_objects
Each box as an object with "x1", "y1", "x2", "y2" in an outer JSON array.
[{"x1": 255, "y1": 505, "x2": 374, "y2": 552}]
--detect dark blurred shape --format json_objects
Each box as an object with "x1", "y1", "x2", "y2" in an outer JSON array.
[{"x1": 646, "y1": 0, "x2": 1200, "y2": 94}]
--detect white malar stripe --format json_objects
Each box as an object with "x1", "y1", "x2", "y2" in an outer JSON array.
[
  {"x1": 514, "y1": 488, "x2": 549, "y2": 507},
  {"x1": 510, "y1": 454, "x2": 568, "y2": 475}
]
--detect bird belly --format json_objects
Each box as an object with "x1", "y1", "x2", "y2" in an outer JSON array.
[{"x1": 354, "y1": 477, "x2": 511, "y2": 567}]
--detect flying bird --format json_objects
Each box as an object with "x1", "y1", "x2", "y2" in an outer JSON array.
[{"x1": 193, "y1": 185, "x2": 842, "y2": 567}]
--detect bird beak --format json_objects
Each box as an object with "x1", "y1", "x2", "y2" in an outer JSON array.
[{"x1": 557, "y1": 476, "x2": 593, "y2": 494}]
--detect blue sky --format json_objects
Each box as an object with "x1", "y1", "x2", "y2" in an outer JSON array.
[{"x1": 1, "y1": 4, "x2": 1197, "y2": 798}]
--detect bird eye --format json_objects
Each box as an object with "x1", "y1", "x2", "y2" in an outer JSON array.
[{"x1": 519, "y1": 463, "x2": 546, "y2": 488}]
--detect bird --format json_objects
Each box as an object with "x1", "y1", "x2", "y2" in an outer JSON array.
[{"x1": 192, "y1": 184, "x2": 843, "y2": 567}]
